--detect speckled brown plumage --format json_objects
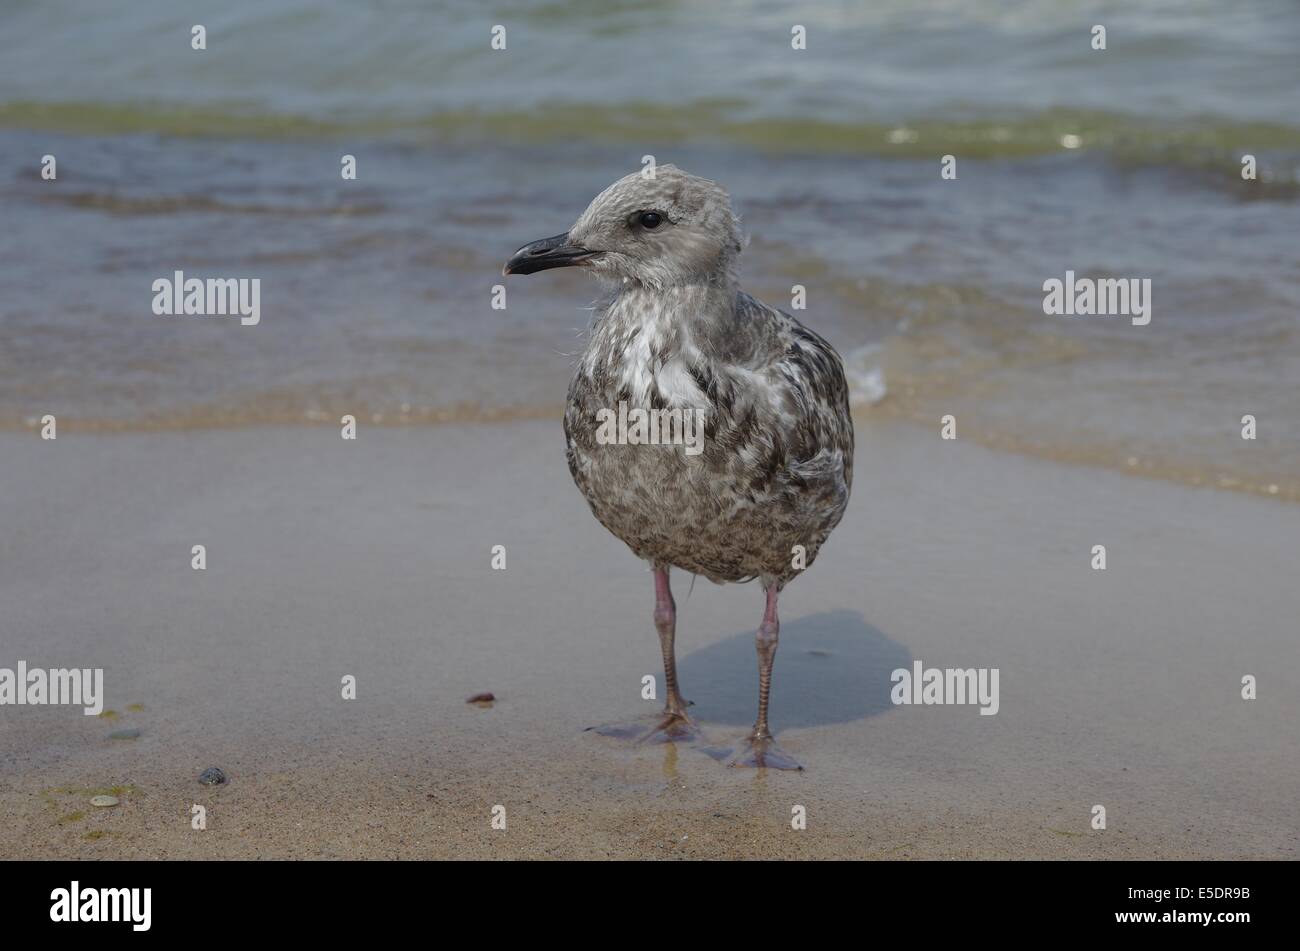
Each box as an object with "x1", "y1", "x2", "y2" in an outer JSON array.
[{"x1": 563, "y1": 286, "x2": 853, "y2": 591}]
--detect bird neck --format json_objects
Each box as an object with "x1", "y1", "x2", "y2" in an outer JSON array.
[
  {"x1": 581, "y1": 283, "x2": 738, "y2": 408},
  {"x1": 604, "y1": 282, "x2": 736, "y2": 347}
]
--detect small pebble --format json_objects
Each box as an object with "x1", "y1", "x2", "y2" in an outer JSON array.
[
  {"x1": 466, "y1": 691, "x2": 496, "y2": 706},
  {"x1": 108, "y1": 729, "x2": 141, "y2": 740},
  {"x1": 89, "y1": 795, "x2": 119, "y2": 808},
  {"x1": 198, "y1": 767, "x2": 227, "y2": 786}
]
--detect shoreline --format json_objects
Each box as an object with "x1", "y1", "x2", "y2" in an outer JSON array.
[{"x1": 6, "y1": 402, "x2": 1297, "y2": 506}]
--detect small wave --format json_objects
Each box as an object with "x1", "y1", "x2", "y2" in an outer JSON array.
[
  {"x1": 843, "y1": 344, "x2": 888, "y2": 406},
  {"x1": 6, "y1": 100, "x2": 1300, "y2": 169},
  {"x1": 5, "y1": 401, "x2": 562, "y2": 434},
  {"x1": 36, "y1": 189, "x2": 386, "y2": 218}
]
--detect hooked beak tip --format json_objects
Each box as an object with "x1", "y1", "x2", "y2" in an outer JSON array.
[{"x1": 503, "y1": 232, "x2": 594, "y2": 276}]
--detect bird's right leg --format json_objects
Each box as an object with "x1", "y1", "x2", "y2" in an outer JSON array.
[
  {"x1": 653, "y1": 564, "x2": 691, "y2": 720},
  {"x1": 586, "y1": 565, "x2": 700, "y2": 743}
]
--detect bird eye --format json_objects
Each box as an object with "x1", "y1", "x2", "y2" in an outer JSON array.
[{"x1": 637, "y1": 211, "x2": 663, "y2": 229}]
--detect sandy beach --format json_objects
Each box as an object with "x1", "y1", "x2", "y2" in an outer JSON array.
[{"x1": 2, "y1": 418, "x2": 1296, "y2": 859}]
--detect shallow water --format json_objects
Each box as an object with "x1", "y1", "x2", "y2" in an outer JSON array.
[{"x1": 1, "y1": 0, "x2": 1297, "y2": 497}]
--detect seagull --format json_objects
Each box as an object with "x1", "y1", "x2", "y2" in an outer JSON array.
[{"x1": 503, "y1": 165, "x2": 853, "y2": 769}]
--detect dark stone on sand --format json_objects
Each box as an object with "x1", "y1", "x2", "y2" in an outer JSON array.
[
  {"x1": 198, "y1": 767, "x2": 228, "y2": 785},
  {"x1": 466, "y1": 691, "x2": 495, "y2": 706}
]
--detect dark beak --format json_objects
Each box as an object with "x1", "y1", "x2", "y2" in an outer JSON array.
[{"x1": 502, "y1": 232, "x2": 595, "y2": 276}]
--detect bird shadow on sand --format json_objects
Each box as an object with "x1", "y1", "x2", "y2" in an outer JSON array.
[{"x1": 677, "y1": 610, "x2": 910, "y2": 730}]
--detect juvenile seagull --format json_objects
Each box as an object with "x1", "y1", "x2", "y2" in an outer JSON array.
[{"x1": 504, "y1": 166, "x2": 853, "y2": 769}]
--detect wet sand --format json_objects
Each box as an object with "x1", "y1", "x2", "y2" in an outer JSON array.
[{"x1": 1, "y1": 419, "x2": 1297, "y2": 859}]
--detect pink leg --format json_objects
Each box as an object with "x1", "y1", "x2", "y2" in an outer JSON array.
[
  {"x1": 587, "y1": 566, "x2": 698, "y2": 743},
  {"x1": 752, "y1": 584, "x2": 780, "y2": 740},
  {"x1": 729, "y1": 583, "x2": 802, "y2": 770},
  {"x1": 653, "y1": 566, "x2": 689, "y2": 717}
]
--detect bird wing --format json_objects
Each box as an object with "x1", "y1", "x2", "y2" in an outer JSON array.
[{"x1": 705, "y1": 292, "x2": 854, "y2": 510}]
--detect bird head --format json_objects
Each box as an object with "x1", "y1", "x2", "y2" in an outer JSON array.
[{"x1": 503, "y1": 165, "x2": 742, "y2": 289}]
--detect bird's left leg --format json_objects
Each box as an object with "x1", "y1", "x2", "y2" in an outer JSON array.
[{"x1": 728, "y1": 584, "x2": 802, "y2": 770}]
